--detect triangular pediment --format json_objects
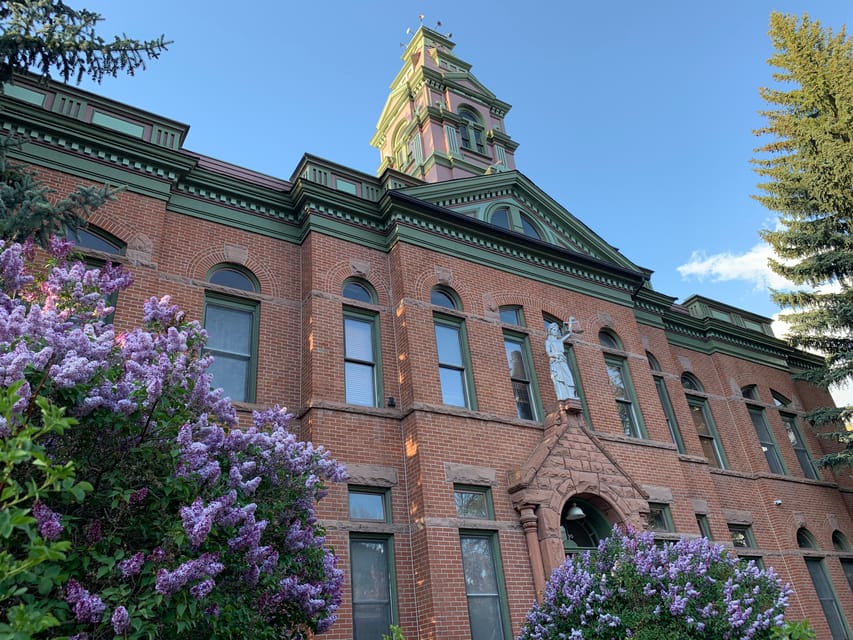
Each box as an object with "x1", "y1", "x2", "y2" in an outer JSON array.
[{"x1": 397, "y1": 170, "x2": 650, "y2": 276}]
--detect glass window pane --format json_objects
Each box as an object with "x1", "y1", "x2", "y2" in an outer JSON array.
[
  {"x1": 617, "y1": 401, "x2": 637, "y2": 437},
  {"x1": 208, "y1": 354, "x2": 248, "y2": 402},
  {"x1": 455, "y1": 490, "x2": 489, "y2": 519},
  {"x1": 648, "y1": 505, "x2": 671, "y2": 532},
  {"x1": 206, "y1": 305, "x2": 252, "y2": 353},
  {"x1": 351, "y1": 539, "x2": 392, "y2": 640},
  {"x1": 461, "y1": 537, "x2": 498, "y2": 595},
  {"x1": 512, "y1": 381, "x2": 534, "y2": 420},
  {"x1": 439, "y1": 368, "x2": 467, "y2": 407},
  {"x1": 520, "y1": 215, "x2": 540, "y2": 239},
  {"x1": 345, "y1": 317, "x2": 375, "y2": 361},
  {"x1": 700, "y1": 436, "x2": 721, "y2": 468},
  {"x1": 499, "y1": 307, "x2": 521, "y2": 325},
  {"x1": 351, "y1": 540, "x2": 390, "y2": 600},
  {"x1": 841, "y1": 559, "x2": 853, "y2": 593},
  {"x1": 606, "y1": 363, "x2": 627, "y2": 399},
  {"x1": 349, "y1": 492, "x2": 386, "y2": 521},
  {"x1": 490, "y1": 209, "x2": 510, "y2": 229},
  {"x1": 505, "y1": 341, "x2": 528, "y2": 379},
  {"x1": 805, "y1": 558, "x2": 849, "y2": 639},
  {"x1": 345, "y1": 362, "x2": 375, "y2": 406},
  {"x1": 467, "y1": 596, "x2": 504, "y2": 640},
  {"x1": 729, "y1": 526, "x2": 753, "y2": 548},
  {"x1": 690, "y1": 402, "x2": 711, "y2": 435},
  {"x1": 209, "y1": 268, "x2": 255, "y2": 292},
  {"x1": 431, "y1": 290, "x2": 456, "y2": 309},
  {"x1": 343, "y1": 281, "x2": 373, "y2": 303},
  {"x1": 71, "y1": 227, "x2": 122, "y2": 253},
  {"x1": 435, "y1": 324, "x2": 463, "y2": 366}
]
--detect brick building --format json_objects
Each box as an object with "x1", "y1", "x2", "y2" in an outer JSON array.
[{"x1": 3, "y1": 26, "x2": 852, "y2": 640}]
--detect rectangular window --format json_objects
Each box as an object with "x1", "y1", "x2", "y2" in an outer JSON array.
[
  {"x1": 648, "y1": 503, "x2": 674, "y2": 533},
  {"x1": 654, "y1": 377, "x2": 685, "y2": 453},
  {"x1": 348, "y1": 488, "x2": 389, "y2": 522},
  {"x1": 605, "y1": 357, "x2": 642, "y2": 438},
  {"x1": 841, "y1": 559, "x2": 853, "y2": 593},
  {"x1": 696, "y1": 514, "x2": 712, "y2": 539},
  {"x1": 728, "y1": 524, "x2": 756, "y2": 548},
  {"x1": 504, "y1": 333, "x2": 538, "y2": 421},
  {"x1": 455, "y1": 486, "x2": 493, "y2": 520},
  {"x1": 747, "y1": 406, "x2": 786, "y2": 474},
  {"x1": 460, "y1": 533, "x2": 509, "y2": 640},
  {"x1": 781, "y1": 413, "x2": 818, "y2": 479},
  {"x1": 344, "y1": 310, "x2": 380, "y2": 406},
  {"x1": 350, "y1": 536, "x2": 396, "y2": 640},
  {"x1": 805, "y1": 557, "x2": 850, "y2": 639},
  {"x1": 204, "y1": 295, "x2": 258, "y2": 403},
  {"x1": 687, "y1": 397, "x2": 726, "y2": 468},
  {"x1": 434, "y1": 317, "x2": 474, "y2": 409}
]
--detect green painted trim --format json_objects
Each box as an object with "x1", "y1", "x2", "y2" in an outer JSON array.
[
  {"x1": 458, "y1": 530, "x2": 513, "y2": 640},
  {"x1": 343, "y1": 307, "x2": 384, "y2": 409},
  {"x1": 502, "y1": 329, "x2": 543, "y2": 423},
  {"x1": 604, "y1": 354, "x2": 647, "y2": 439},
  {"x1": 687, "y1": 395, "x2": 728, "y2": 469},
  {"x1": 434, "y1": 313, "x2": 478, "y2": 412},
  {"x1": 203, "y1": 292, "x2": 260, "y2": 403},
  {"x1": 654, "y1": 376, "x2": 686, "y2": 454}
]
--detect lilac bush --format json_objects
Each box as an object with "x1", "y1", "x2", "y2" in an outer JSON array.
[
  {"x1": 519, "y1": 526, "x2": 791, "y2": 640},
  {"x1": 0, "y1": 238, "x2": 346, "y2": 638}
]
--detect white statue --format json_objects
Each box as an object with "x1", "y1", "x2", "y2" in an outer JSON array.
[{"x1": 546, "y1": 319, "x2": 579, "y2": 400}]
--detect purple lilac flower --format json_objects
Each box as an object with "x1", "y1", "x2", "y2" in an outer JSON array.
[
  {"x1": 111, "y1": 606, "x2": 131, "y2": 634},
  {"x1": 118, "y1": 552, "x2": 146, "y2": 578},
  {"x1": 129, "y1": 486, "x2": 149, "y2": 506},
  {"x1": 86, "y1": 519, "x2": 103, "y2": 544},
  {"x1": 155, "y1": 553, "x2": 224, "y2": 597},
  {"x1": 65, "y1": 579, "x2": 106, "y2": 624},
  {"x1": 32, "y1": 501, "x2": 63, "y2": 541}
]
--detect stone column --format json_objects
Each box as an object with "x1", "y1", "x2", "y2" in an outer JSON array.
[{"x1": 518, "y1": 504, "x2": 546, "y2": 600}]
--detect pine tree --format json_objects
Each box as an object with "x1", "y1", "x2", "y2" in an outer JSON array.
[
  {"x1": 0, "y1": 1, "x2": 169, "y2": 245},
  {"x1": 754, "y1": 12, "x2": 853, "y2": 468}
]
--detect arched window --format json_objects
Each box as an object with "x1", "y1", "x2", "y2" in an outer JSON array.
[
  {"x1": 430, "y1": 286, "x2": 460, "y2": 310},
  {"x1": 647, "y1": 351, "x2": 684, "y2": 453},
  {"x1": 797, "y1": 528, "x2": 849, "y2": 637},
  {"x1": 204, "y1": 264, "x2": 260, "y2": 403},
  {"x1": 599, "y1": 330, "x2": 642, "y2": 438},
  {"x1": 393, "y1": 123, "x2": 411, "y2": 169},
  {"x1": 560, "y1": 498, "x2": 612, "y2": 555},
  {"x1": 682, "y1": 373, "x2": 726, "y2": 468},
  {"x1": 343, "y1": 279, "x2": 375, "y2": 304},
  {"x1": 832, "y1": 530, "x2": 851, "y2": 552},
  {"x1": 598, "y1": 329, "x2": 622, "y2": 350},
  {"x1": 770, "y1": 389, "x2": 818, "y2": 479},
  {"x1": 741, "y1": 384, "x2": 760, "y2": 401},
  {"x1": 458, "y1": 107, "x2": 485, "y2": 154},
  {"x1": 69, "y1": 225, "x2": 125, "y2": 255},
  {"x1": 489, "y1": 207, "x2": 510, "y2": 230},
  {"x1": 519, "y1": 214, "x2": 541, "y2": 240},
  {"x1": 342, "y1": 279, "x2": 381, "y2": 407},
  {"x1": 498, "y1": 305, "x2": 524, "y2": 327},
  {"x1": 431, "y1": 286, "x2": 474, "y2": 409}
]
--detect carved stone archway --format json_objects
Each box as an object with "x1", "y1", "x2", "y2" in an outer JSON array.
[{"x1": 508, "y1": 401, "x2": 649, "y2": 599}]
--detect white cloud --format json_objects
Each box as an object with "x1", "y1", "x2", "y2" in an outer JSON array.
[{"x1": 676, "y1": 243, "x2": 795, "y2": 291}]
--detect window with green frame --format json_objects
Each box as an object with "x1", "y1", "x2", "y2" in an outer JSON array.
[
  {"x1": 682, "y1": 375, "x2": 726, "y2": 469},
  {"x1": 503, "y1": 332, "x2": 539, "y2": 421},
  {"x1": 604, "y1": 356, "x2": 643, "y2": 438},
  {"x1": 67, "y1": 225, "x2": 126, "y2": 321},
  {"x1": 350, "y1": 535, "x2": 397, "y2": 640},
  {"x1": 798, "y1": 528, "x2": 850, "y2": 639},
  {"x1": 344, "y1": 308, "x2": 381, "y2": 407},
  {"x1": 728, "y1": 524, "x2": 756, "y2": 549},
  {"x1": 434, "y1": 315, "x2": 475, "y2": 409},
  {"x1": 348, "y1": 487, "x2": 390, "y2": 522},
  {"x1": 647, "y1": 503, "x2": 674, "y2": 533},
  {"x1": 696, "y1": 514, "x2": 712, "y2": 539},
  {"x1": 747, "y1": 405, "x2": 786, "y2": 475},
  {"x1": 204, "y1": 266, "x2": 259, "y2": 403},
  {"x1": 648, "y1": 352, "x2": 685, "y2": 453},
  {"x1": 459, "y1": 532, "x2": 510, "y2": 640},
  {"x1": 454, "y1": 486, "x2": 493, "y2": 520},
  {"x1": 781, "y1": 412, "x2": 819, "y2": 480},
  {"x1": 498, "y1": 305, "x2": 524, "y2": 327}
]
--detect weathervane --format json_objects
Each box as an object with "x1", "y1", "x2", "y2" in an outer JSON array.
[{"x1": 401, "y1": 15, "x2": 453, "y2": 47}]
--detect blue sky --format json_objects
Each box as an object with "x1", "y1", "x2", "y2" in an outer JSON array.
[{"x1": 75, "y1": 0, "x2": 851, "y2": 321}]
